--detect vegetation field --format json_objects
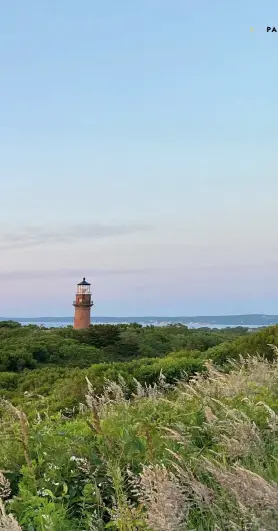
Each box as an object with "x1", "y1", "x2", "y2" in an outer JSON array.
[{"x1": 1, "y1": 321, "x2": 278, "y2": 530}]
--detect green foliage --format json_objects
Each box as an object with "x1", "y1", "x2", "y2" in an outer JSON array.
[
  {"x1": 2, "y1": 322, "x2": 278, "y2": 529},
  {"x1": 0, "y1": 320, "x2": 22, "y2": 328},
  {"x1": 0, "y1": 321, "x2": 248, "y2": 373},
  {"x1": 2, "y1": 352, "x2": 278, "y2": 529},
  {"x1": 206, "y1": 324, "x2": 278, "y2": 365}
]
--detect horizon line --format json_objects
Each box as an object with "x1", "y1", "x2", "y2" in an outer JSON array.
[{"x1": 0, "y1": 313, "x2": 276, "y2": 319}]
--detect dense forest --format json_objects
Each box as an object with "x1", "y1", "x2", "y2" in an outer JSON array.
[{"x1": 1, "y1": 321, "x2": 278, "y2": 530}]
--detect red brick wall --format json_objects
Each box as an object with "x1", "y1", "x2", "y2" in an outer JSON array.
[
  {"x1": 74, "y1": 307, "x2": 91, "y2": 329},
  {"x1": 73, "y1": 294, "x2": 92, "y2": 329},
  {"x1": 75, "y1": 293, "x2": 91, "y2": 305}
]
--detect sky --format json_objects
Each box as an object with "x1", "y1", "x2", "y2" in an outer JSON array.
[{"x1": 0, "y1": 0, "x2": 278, "y2": 317}]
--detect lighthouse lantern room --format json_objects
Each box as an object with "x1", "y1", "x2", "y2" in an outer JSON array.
[{"x1": 77, "y1": 277, "x2": 91, "y2": 295}]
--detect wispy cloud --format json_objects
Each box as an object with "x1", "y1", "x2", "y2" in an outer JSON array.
[
  {"x1": 0, "y1": 268, "x2": 156, "y2": 280},
  {"x1": 0, "y1": 223, "x2": 151, "y2": 250},
  {"x1": 1, "y1": 263, "x2": 273, "y2": 283}
]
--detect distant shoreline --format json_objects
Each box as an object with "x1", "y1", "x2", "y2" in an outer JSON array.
[{"x1": 0, "y1": 314, "x2": 277, "y2": 328}]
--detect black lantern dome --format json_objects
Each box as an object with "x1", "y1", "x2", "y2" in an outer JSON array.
[{"x1": 78, "y1": 277, "x2": 90, "y2": 286}]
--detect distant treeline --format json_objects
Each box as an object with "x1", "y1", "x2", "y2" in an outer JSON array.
[
  {"x1": 0, "y1": 320, "x2": 248, "y2": 372},
  {"x1": 1, "y1": 313, "x2": 278, "y2": 325}
]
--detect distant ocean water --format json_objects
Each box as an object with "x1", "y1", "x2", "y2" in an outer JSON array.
[{"x1": 1, "y1": 315, "x2": 277, "y2": 329}]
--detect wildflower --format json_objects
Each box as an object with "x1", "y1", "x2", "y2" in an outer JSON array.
[{"x1": 36, "y1": 489, "x2": 49, "y2": 497}]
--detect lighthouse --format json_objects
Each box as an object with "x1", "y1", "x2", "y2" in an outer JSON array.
[{"x1": 73, "y1": 277, "x2": 93, "y2": 329}]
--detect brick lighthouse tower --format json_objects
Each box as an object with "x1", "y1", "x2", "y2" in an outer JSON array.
[{"x1": 73, "y1": 277, "x2": 93, "y2": 329}]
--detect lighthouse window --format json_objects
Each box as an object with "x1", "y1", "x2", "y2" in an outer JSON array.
[{"x1": 77, "y1": 285, "x2": 90, "y2": 295}]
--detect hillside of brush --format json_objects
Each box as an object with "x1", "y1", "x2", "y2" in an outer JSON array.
[
  {"x1": 0, "y1": 322, "x2": 277, "y2": 412},
  {"x1": 1, "y1": 322, "x2": 278, "y2": 529}
]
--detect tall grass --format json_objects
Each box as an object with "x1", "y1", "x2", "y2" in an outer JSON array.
[{"x1": 1, "y1": 352, "x2": 278, "y2": 529}]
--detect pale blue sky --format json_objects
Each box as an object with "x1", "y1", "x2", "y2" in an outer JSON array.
[{"x1": 0, "y1": 0, "x2": 278, "y2": 316}]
